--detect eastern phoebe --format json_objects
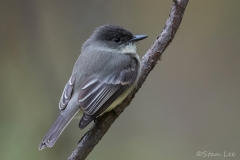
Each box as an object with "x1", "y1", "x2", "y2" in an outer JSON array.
[{"x1": 38, "y1": 25, "x2": 147, "y2": 150}]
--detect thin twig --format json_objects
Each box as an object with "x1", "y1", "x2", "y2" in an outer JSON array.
[{"x1": 67, "y1": 0, "x2": 189, "y2": 159}]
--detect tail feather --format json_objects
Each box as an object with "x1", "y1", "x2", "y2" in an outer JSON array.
[{"x1": 38, "y1": 110, "x2": 79, "y2": 150}]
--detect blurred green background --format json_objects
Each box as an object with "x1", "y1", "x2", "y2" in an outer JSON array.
[{"x1": 1, "y1": 0, "x2": 240, "y2": 159}]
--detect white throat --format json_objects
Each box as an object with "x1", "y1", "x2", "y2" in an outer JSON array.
[{"x1": 119, "y1": 43, "x2": 136, "y2": 54}]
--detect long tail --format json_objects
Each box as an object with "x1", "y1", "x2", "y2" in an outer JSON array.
[{"x1": 38, "y1": 109, "x2": 79, "y2": 150}]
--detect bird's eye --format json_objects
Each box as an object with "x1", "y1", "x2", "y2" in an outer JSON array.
[{"x1": 113, "y1": 38, "x2": 121, "y2": 43}]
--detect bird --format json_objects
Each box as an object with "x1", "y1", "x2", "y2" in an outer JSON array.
[{"x1": 38, "y1": 25, "x2": 147, "y2": 150}]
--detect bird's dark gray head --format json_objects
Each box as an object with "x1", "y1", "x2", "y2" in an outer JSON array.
[
  {"x1": 93, "y1": 25, "x2": 133, "y2": 45},
  {"x1": 83, "y1": 25, "x2": 147, "y2": 53}
]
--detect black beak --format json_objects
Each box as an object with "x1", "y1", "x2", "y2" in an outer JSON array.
[{"x1": 130, "y1": 35, "x2": 148, "y2": 42}]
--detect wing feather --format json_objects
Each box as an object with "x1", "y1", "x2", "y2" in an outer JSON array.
[
  {"x1": 59, "y1": 74, "x2": 76, "y2": 110},
  {"x1": 78, "y1": 58, "x2": 139, "y2": 129}
]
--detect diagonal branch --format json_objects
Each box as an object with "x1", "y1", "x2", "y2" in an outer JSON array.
[{"x1": 67, "y1": 0, "x2": 189, "y2": 159}]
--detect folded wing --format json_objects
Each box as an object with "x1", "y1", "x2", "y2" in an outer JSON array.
[{"x1": 78, "y1": 58, "x2": 139, "y2": 129}]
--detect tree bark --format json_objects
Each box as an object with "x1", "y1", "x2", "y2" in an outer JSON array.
[{"x1": 67, "y1": 0, "x2": 189, "y2": 159}]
